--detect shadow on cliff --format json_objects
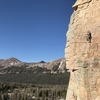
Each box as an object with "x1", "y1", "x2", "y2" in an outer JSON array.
[{"x1": 66, "y1": 71, "x2": 70, "y2": 93}]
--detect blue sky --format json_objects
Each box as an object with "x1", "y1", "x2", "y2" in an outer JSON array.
[{"x1": 0, "y1": 0, "x2": 76, "y2": 62}]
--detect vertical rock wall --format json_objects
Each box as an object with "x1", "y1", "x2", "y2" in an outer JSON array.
[{"x1": 65, "y1": 0, "x2": 100, "y2": 100}]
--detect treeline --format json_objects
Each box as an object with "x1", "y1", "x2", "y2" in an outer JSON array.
[
  {"x1": 0, "y1": 82, "x2": 68, "y2": 100},
  {"x1": 0, "y1": 65, "x2": 70, "y2": 85},
  {"x1": 0, "y1": 73, "x2": 70, "y2": 85}
]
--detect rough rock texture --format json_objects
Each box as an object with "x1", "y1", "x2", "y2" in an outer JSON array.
[{"x1": 65, "y1": 0, "x2": 100, "y2": 100}]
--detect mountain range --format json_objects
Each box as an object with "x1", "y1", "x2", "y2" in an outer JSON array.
[{"x1": 0, "y1": 57, "x2": 70, "y2": 85}]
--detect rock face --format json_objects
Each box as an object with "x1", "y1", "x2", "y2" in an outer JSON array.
[{"x1": 65, "y1": 0, "x2": 100, "y2": 100}]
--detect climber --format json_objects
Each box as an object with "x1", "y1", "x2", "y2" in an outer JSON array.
[{"x1": 86, "y1": 31, "x2": 92, "y2": 43}]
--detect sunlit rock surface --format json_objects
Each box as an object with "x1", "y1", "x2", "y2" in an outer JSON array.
[{"x1": 65, "y1": 0, "x2": 100, "y2": 100}]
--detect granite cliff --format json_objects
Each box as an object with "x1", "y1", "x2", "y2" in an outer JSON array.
[{"x1": 65, "y1": 0, "x2": 100, "y2": 100}]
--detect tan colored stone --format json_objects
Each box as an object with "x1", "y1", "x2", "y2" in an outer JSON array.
[{"x1": 65, "y1": 0, "x2": 100, "y2": 100}]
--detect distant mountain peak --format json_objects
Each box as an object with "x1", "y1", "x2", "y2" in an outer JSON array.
[
  {"x1": 6, "y1": 57, "x2": 21, "y2": 62},
  {"x1": 39, "y1": 60, "x2": 46, "y2": 63},
  {"x1": 0, "y1": 57, "x2": 22, "y2": 67}
]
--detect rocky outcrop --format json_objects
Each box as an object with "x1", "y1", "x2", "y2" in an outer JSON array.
[{"x1": 65, "y1": 0, "x2": 100, "y2": 100}]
